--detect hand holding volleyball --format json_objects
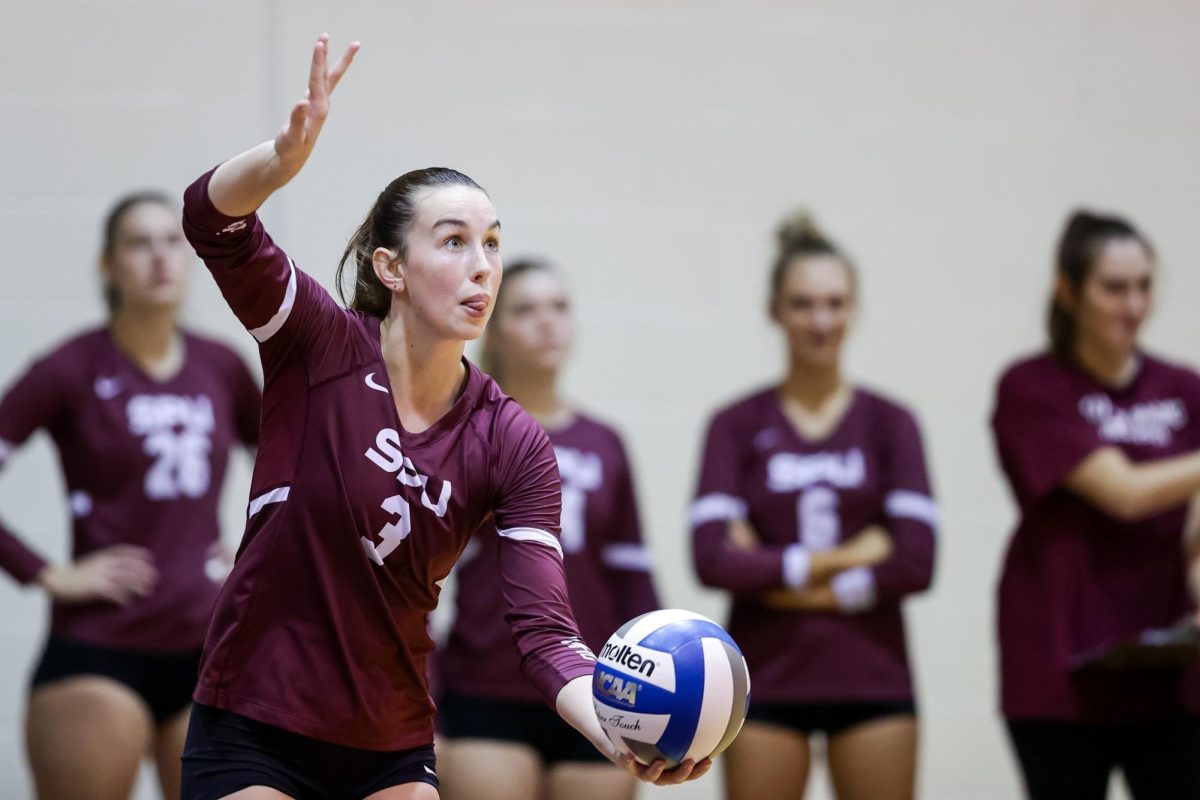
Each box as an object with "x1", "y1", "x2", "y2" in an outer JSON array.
[{"x1": 593, "y1": 610, "x2": 750, "y2": 769}]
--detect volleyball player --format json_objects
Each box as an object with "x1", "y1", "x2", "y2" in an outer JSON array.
[
  {"x1": 0, "y1": 191, "x2": 261, "y2": 800},
  {"x1": 178, "y1": 35, "x2": 707, "y2": 799},
  {"x1": 993, "y1": 210, "x2": 1200, "y2": 799},
  {"x1": 436, "y1": 260, "x2": 659, "y2": 800},
  {"x1": 691, "y1": 213, "x2": 937, "y2": 800}
]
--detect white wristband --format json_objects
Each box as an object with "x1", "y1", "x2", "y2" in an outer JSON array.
[
  {"x1": 831, "y1": 566, "x2": 877, "y2": 613},
  {"x1": 782, "y1": 544, "x2": 811, "y2": 589}
]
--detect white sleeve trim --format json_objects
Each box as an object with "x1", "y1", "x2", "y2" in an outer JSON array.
[
  {"x1": 690, "y1": 493, "x2": 748, "y2": 527},
  {"x1": 601, "y1": 543, "x2": 654, "y2": 572},
  {"x1": 248, "y1": 486, "x2": 291, "y2": 517},
  {"x1": 885, "y1": 490, "x2": 939, "y2": 529},
  {"x1": 831, "y1": 566, "x2": 877, "y2": 613},
  {"x1": 497, "y1": 526, "x2": 564, "y2": 559},
  {"x1": 0, "y1": 437, "x2": 11, "y2": 468},
  {"x1": 782, "y1": 544, "x2": 811, "y2": 588},
  {"x1": 248, "y1": 258, "x2": 298, "y2": 343}
]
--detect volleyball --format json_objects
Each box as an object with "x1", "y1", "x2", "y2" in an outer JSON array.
[{"x1": 592, "y1": 609, "x2": 750, "y2": 766}]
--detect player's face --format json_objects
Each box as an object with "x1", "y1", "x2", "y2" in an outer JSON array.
[
  {"x1": 1069, "y1": 237, "x2": 1154, "y2": 356},
  {"x1": 102, "y1": 202, "x2": 192, "y2": 313},
  {"x1": 401, "y1": 186, "x2": 501, "y2": 341},
  {"x1": 490, "y1": 270, "x2": 574, "y2": 378},
  {"x1": 772, "y1": 255, "x2": 855, "y2": 369}
]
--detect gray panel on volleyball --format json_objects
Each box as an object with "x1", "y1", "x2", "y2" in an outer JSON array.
[
  {"x1": 614, "y1": 612, "x2": 650, "y2": 640},
  {"x1": 711, "y1": 640, "x2": 750, "y2": 758},
  {"x1": 625, "y1": 738, "x2": 670, "y2": 767}
]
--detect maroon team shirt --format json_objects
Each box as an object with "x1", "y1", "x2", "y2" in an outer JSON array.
[
  {"x1": 691, "y1": 387, "x2": 937, "y2": 703},
  {"x1": 0, "y1": 328, "x2": 260, "y2": 651},
  {"x1": 439, "y1": 413, "x2": 659, "y2": 701},
  {"x1": 993, "y1": 352, "x2": 1200, "y2": 721},
  {"x1": 182, "y1": 169, "x2": 596, "y2": 751}
]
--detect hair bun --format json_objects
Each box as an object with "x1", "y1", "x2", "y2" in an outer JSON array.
[{"x1": 776, "y1": 210, "x2": 830, "y2": 251}]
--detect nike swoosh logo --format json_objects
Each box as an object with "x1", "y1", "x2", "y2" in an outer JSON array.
[
  {"x1": 364, "y1": 372, "x2": 389, "y2": 394},
  {"x1": 94, "y1": 377, "x2": 122, "y2": 399},
  {"x1": 424, "y1": 765, "x2": 436, "y2": 776}
]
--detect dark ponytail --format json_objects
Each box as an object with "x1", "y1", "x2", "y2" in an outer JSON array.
[
  {"x1": 769, "y1": 210, "x2": 857, "y2": 306},
  {"x1": 1048, "y1": 209, "x2": 1153, "y2": 361},
  {"x1": 336, "y1": 167, "x2": 486, "y2": 319}
]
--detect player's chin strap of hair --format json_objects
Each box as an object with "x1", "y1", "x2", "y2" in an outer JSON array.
[{"x1": 555, "y1": 675, "x2": 623, "y2": 765}]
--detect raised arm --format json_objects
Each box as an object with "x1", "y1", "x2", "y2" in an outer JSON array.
[{"x1": 208, "y1": 34, "x2": 358, "y2": 217}]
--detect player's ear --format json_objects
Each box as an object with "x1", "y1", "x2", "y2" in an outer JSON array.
[
  {"x1": 372, "y1": 247, "x2": 404, "y2": 293},
  {"x1": 1053, "y1": 274, "x2": 1076, "y2": 313}
]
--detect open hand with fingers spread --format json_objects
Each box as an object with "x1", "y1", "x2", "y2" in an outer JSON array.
[
  {"x1": 273, "y1": 33, "x2": 359, "y2": 178},
  {"x1": 37, "y1": 544, "x2": 159, "y2": 605},
  {"x1": 207, "y1": 33, "x2": 359, "y2": 217}
]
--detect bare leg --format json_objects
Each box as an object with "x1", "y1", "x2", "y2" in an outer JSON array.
[
  {"x1": 724, "y1": 721, "x2": 811, "y2": 800},
  {"x1": 826, "y1": 716, "x2": 918, "y2": 800},
  {"x1": 154, "y1": 705, "x2": 192, "y2": 800},
  {"x1": 364, "y1": 785, "x2": 441, "y2": 800},
  {"x1": 547, "y1": 762, "x2": 637, "y2": 800},
  {"x1": 26, "y1": 676, "x2": 153, "y2": 800},
  {"x1": 220, "y1": 790, "x2": 295, "y2": 799},
  {"x1": 438, "y1": 739, "x2": 543, "y2": 800}
]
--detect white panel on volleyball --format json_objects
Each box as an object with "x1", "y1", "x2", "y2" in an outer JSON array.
[
  {"x1": 619, "y1": 609, "x2": 712, "y2": 644},
  {"x1": 594, "y1": 707, "x2": 671, "y2": 751},
  {"x1": 684, "y1": 637, "x2": 736, "y2": 762}
]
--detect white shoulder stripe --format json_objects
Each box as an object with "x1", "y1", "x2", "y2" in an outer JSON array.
[
  {"x1": 248, "y1": 486, "x2": 291, "y2": 518},
  {"x1": 497, "y1": 526, "x2": 563, "y2": 559},
  {"x1": 690, "y1": 493, "x2": 748, "y2": 527},
  {"x1": 601, "y1": 543, "x2": 653, "y2": 572},
  {"x1": 248, "y1": 258, "x2": 298, "y2": 343},
  {"x1": 885, "y1": 490, "x2": 939, "y2": 529}
]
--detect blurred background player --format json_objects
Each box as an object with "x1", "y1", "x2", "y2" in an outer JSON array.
[
  {"x1": 992, "y1": 210, "x2": 1200, "y2": 800},
  {"x1": 0, "y1": 192, "x2": 261, "y2": 800},
  {"x1": 691, "y1": 213, "x2": 937, "y2": 800},
  {"x1": 436, "y1": 260, "x2": 660, "y2": 800},
  {"x1": 178, "y1": 35, "x2": 707, "y2": 798}
]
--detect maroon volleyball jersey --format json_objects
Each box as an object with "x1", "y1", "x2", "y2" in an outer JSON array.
[
  {"x1": 0, "y1": 328, "x2": 260, "y2": 651},
  {"x1": 438, "y1": 413, "x2": 659, "y2": 701},
  {"x1": 993, "y1": 352, "x2": 1200, "y2": 721},
  {"x1": 691, "y1": 387, "x2": 936, "y2": 702},
  {"x1": 182, "y1": 169, "x2": 595, "y2": 751}
]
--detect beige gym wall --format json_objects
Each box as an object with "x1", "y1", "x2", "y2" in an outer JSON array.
[{"x1": 1, "y1": 1, "x2": 1197, "y2": 797}]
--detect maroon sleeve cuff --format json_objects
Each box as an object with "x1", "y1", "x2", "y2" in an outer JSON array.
[{"x1": 182, "y1": 167, "x2": 259, "y2": 239}]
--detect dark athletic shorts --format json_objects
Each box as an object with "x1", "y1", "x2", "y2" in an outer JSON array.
[
  {"x1": 181, "y1": 703, "x2": 439, "y2": 800},
  {"x1": 438, "y1": 690, "x2": 608, "y2": 765},
  {"x1": 747, "y1": 699, "x2": 917, "y2": 737},
  {"x1": 1007, "y1": 716, "x2": 1200, "y2": 800},
  {"x1": 30, "y1": 635, "x2": 200, "y2": 724}
]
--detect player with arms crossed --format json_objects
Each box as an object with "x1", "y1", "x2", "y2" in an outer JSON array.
[
  {"x1": 437, "y1": 260, "x2": 660, "y2": 800},
  {"x1": 993, "y1": 211, "x2": 1200, "y2": 799},
  {"x1": 0, "y1": 191, "x2": 260, "y2": 800},
  {"x1": 691, "y1": 214, "x2": 936, "y2": 800},
  {"x1": 178, "y1": 35, "x2": 708, "y2": 800}
]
